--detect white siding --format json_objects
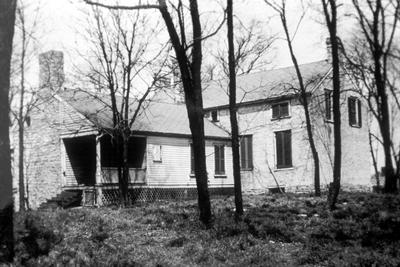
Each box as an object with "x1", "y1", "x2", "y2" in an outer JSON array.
[{"x1": 146, "y1": 136, "x2": 234, "y2": 188}]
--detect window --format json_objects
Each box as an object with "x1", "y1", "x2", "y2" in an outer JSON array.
[
  {"x1": 240, "y1": 135, "x2": 253, "y2": 170},
  {"x1": 324, "y1": 89, "x2": 332, "y2": 120},
  {"x1": 190, "y1": 144, "x2": 195, "y2": 175},
  {"x1": 26, "y1": 116, "x2": 31, "y2": 127},
  {"x1": 211, "y1": 110, "x2": 219, "y2": 122},
  {"x1": 152, "y1": 145, "x2": 162, "y2": 162},
  {"x1": 214, "y1": 144, "x2": 225, "y2": 175},
  {"x1": 348, "y1": 97, "x2": 362, "y2": 127},
  {"x1": 271, "y1": 102, "x2": 289, "y2": 119},
  {"x1": 275, "y1": 130, "x2": 292, "y2": 169}
]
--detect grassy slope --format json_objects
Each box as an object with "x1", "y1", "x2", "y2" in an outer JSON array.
[{"x1": 14, "y1": 192, "x2": 400, "y2": 266}]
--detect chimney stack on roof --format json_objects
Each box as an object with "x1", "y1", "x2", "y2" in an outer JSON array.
[
  {"x1": 325, "y1": 37, "x2": 343, "y2": 65},
  {"x1": 39, "y1": 50, "x2": 64, "y2": 90}
]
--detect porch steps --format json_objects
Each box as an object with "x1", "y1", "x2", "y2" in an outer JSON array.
[{"x1": 38, "y1": 190, "x2": 82, "y2": 210}]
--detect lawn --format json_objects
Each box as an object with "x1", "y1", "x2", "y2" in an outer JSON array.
[{"x1": 13, "y1": 192, "x2": 400, "y2": 266}]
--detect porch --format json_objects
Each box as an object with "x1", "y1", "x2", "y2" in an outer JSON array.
[{"x1": 61, "y1": 134, "x2": 147, "y2": 205}]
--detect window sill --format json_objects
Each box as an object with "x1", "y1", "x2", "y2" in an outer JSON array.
[
  {"x1": 271, "y1": 116, "x2": 291, "y2": 121},
  {"x1": 274, "y1": 166, "x2": 294, "y2": 172},
  {"x1": 324, "y1": 119, "x2": 334, "y2": 124},
  {"x1": 214, "y1": 174, "x2": 227, "y2": 178},
  {"x1": 350, "y1": 124, "x2": 362, "y2": 128}
]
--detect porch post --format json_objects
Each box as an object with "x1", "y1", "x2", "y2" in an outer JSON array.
[{"x1": 95, "y1": 135, "x2": 103, "y2": 206}]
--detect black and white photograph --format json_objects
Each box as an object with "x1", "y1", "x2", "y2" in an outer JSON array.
[{"x1": 0, "y1": 0, "x2": 399, "y2": 265}]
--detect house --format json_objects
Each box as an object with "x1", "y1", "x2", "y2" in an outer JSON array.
[
  {"x1": 202, "y1": 60, "x2": 371, "y2": 193},
  {"x1": 12, "y1": 50, "x2": 372, "y2": 210},
  {"x1": 11, "y1": 51, "x2": 234, "y2": 209}
]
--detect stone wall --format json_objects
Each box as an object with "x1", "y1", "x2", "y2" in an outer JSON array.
[
  {"x1": 208, "y1": 75, "x2": 371, "y2": 193},
  {"x1": 12, "y1": 94, "x2": 64, "y2": 209}
]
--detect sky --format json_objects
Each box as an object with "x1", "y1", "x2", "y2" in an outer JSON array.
[{"x1": 19, "y1": 0, "x2": 333, "y2": 88}]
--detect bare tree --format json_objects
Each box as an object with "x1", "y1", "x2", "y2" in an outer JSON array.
[
  {"x1": 265, "y1": 0, "x2": 321, "y2": 196},
  {"x1": 321, "y1": 0, "x2": 342, "y2": 209},
  {"x1": 0, "y1": 0, "x2": 17, "y2": 262},
  {"x1": 344, "y1": 0, "x2": 400, "y2": 193},
  {"x1": 79, "y1": 7, "x2": 169, "y2": 206},
  {"x1": 226, "y1": 0, "x2": 243, "y2": 218},
  {"x1": 10, "y1": 0, "x2": 41, "y2": 211},
  {"x1": 84, "y1": 0, "x2": 225, "y2": 225}
]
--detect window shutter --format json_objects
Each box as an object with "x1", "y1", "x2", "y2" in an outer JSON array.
[
  {"x1": 248, "y1": 136, "x2": 253, "y2": 168},
  {"x1": 272, "y1": 105, "x2": 279, "y2": 118},
  {"x1": 240, "y1": 137, "x2": 246, "y2": 168},
  {"x1": 281, "y1": 103, "x2": 289, "y2": 117},
  {"x1": 325, "y1": 90, "x2": 331, "y2": 120},
  {"x1": 221, "y1": 146, "x2": 225, "y2": 173},
  {"x1": 214, "y1": 145, "x2": 219, "y2": 173},
  {"x1": 358, "y1": 99, "x2": 362, "y2": 127},
  {"x1": 284, "y1": 131, "x2": 292, "y2": 166},
  {"x1": 276, "y1": 132, "x2": 283, "y2": 167},
  {"x1": 348, "y1": 98, "x2": 356, "y2": 126}
]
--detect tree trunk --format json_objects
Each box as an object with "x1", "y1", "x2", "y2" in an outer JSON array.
[
  {"x1": 303, "y1": 95, "x2": 321, "y2": 196},
  {"x1": 369, "y1": 131, "x2": 380, "y2": 189},
  {"x1": 322, "y1": 0, "x2": 342, "y2": 210},
  {"x1": 227, "y1": 0, "x2": 243, "y2": 217},
  {"x1": 0, "y1": 0, "x2": 17, "y2": 262},
  {"x1": 159, "y1": 0, "x2": 212, "y2": 225},
  {"x1": 328, "y1": 35, "x2": 341, "y2": 209},
  {"x1": 278, "y1": 8, "x2": 321, "y2": 197},
  {"x1": 122, "y1": 132, "x2": 130, "y2": 205},
  {"x1": 18, "y1": 27, "x2": 26, "y2": 211}
]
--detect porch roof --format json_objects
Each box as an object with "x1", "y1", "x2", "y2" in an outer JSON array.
[{"x1": 58, "y1": 90, "x2": 230, "y2": 139}]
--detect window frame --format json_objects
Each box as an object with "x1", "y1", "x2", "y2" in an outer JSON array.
[
  {"x1": 271, "y1": 101, "x2": 290, "y2": 120},
  {"x1": 211, "y1": 110, "x2": 219, "y2": 122},
  {"x1": 275, "y1": 130, "x2": 292, "y2": 169},
  {"x1": 214, "y1": 144, "x2": 226, "y2": 176},
  {"x1": 348, "y1": 96, "x2": 362, "y2": 128},
  {"x1": 240, "y1": 135, "x2": 253, "y2": 171}
]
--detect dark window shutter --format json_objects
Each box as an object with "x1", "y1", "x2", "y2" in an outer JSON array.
[
  {"x1": 240, "y1": 137, "x2": 246, "y2": 168},
  {"x1": 215, "y1": 145, "x2": 219, "y2": 173},
  {"x1": 284, "y1": 131, "x2": 292, "y2": 166},
  {"x1": 221, "y1": 146, "x2": 225, "y2": 173},
  {"x1": 358, "y1": 99, "x2": 362, "y2": 127},
  {"x1": 325, "y1": 90, "x2": 331, "y2": 120},
  {"x1": 248, "y1": 136, "x2": 253, "y2": 168},
  {"x1": 276, "y1": 132, "x2": 283, "y2": 167},
  {"x1": 348, "y1": 98, "x2": 356, "y2": 126},
  {"x1": 280, "y1": 103, "x2": 289, "y2": 117},
  {"x1": 272, "y1": 105, "x2": 279, "y2": 118}
]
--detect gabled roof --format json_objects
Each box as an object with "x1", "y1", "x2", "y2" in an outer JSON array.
[
  {"x1": 203, "y1": 60, "x2": 331, "y2": 109},
  {"x1": 57, "y1": 90, "x2": 229, "y2": 139}
]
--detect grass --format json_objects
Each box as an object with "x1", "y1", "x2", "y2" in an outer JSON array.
[{"x1": 13, "y1": 192, "x2": 400, "y2": 266}]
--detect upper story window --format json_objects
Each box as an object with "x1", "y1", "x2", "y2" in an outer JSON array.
[
  {"x1": 324, "y1": 89, "x2": 332, "y2": 121},
  {"x1": 271, "y1": 102, "x2": 289, "y2": 120},
  {"x1": 348, "y1": 97, "x2": 362, "y2": 127},
  {"x1": 240, "y1": 135, "x2": 253, "y2": 170},
  {"x1": 275, "y1": 130, "x2": 292, "y2": 169},
  {"x1": 214, "y1": 144, "x2": 225, "y2": 175},
  {"x1": 211, "y1": 110, "x2": 219, "y2": 122}
]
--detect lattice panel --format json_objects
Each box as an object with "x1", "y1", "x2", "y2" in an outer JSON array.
[{"x1": 100, "y1": 187, "x2": 233, "y2": 206}]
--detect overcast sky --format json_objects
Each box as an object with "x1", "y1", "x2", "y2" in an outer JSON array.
[{"x1": 20, "y1": 0, "x2": 342, "y2": 88}]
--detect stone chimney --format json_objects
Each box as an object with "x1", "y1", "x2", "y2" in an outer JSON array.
[{"x1": 39, "y1": 50, "x2": 64, "y2": 90}]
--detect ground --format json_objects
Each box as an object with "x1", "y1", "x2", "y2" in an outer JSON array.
[{"x1": 12, "y1": 192, "x2": 400, "y2": 266}]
